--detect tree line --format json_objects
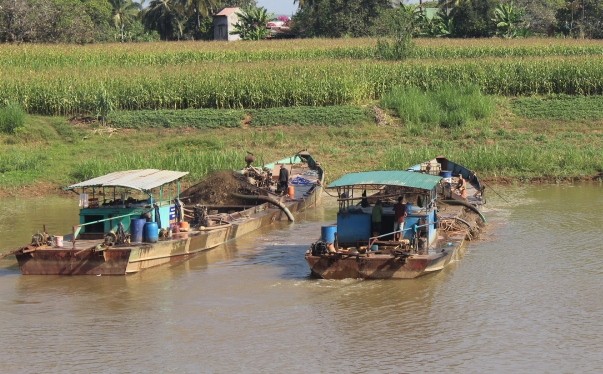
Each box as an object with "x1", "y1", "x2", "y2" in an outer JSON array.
[
  {"x1": 1, "y1": 0, "x2": 602, "y2": 43},
  {"x1": 0, "y1": 0, "x2": 257, "y2": 42}
]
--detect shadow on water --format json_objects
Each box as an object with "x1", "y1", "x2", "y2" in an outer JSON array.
[{"x1": 0, "y1": 260, "x2": 20, "y2": 276}]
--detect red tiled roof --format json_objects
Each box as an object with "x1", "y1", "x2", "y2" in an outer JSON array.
[{"x1": 215, "y1": 7, "x2": 240, "y2": 16}]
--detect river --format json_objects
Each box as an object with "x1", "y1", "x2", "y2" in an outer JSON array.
[{"x1": 0, "y1": 184, "x2": 602, "y2": 373}]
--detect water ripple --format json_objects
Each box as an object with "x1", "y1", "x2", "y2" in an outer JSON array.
[{"x1": 1, "y1": 187, "x2": 603, "y2": 373}]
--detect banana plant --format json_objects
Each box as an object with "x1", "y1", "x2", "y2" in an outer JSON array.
[
  {"x1": 231, "y1": 7, "x2": 272, "y2": 40},
  {"x1": 492, "y1": 1, "x2": 524, "y2": 38}
]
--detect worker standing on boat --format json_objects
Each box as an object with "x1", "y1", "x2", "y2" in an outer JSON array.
[
  {"x1": 457, "y1": 175, "x2": 468, "y2": 200},
  {"x1": 278, "y1": 164, "x2": 289, "y2": 195},
  {"x1": 393, "y1": 196, "x2": 407, "y2": 241},
  {"x1": 361, "y1": 190, "x2": 369, "y2": 208},
  {"x1": 372, "y1": 199, "x2": 383, "y2": 237}
]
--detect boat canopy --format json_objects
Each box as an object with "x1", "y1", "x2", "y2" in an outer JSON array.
[
  {"x1": 263, "y1": 154, "x2": 305, "y2": 170},
  {"x1": 66, "y1": 169, "x2": 189, "y2": 192},
  {"x1": 328, "y1": 170, "x2": 442, "y2": 191}
]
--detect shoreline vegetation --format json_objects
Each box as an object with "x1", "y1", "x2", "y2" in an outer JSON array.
[{"x1": 1, "y1": 38, "x2": 603, "y2": 197}]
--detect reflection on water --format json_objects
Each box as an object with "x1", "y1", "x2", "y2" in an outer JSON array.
[{"x1": 1, "y1": 184, "x2": 602, "y2": 373}]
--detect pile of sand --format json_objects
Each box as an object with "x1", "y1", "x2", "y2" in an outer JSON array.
[{"x1": 180, "y1": 171, "x2": 252, "y2": 206}]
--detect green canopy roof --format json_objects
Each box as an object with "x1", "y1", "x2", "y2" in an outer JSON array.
[{"x1": 328, "y1": 170, "x2": 442, "y2": 191}]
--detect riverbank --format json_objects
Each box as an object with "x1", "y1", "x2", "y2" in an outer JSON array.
[
  {"x1": 2, "y1": 38, "x2": 603, "y2": 196},
  {"x1": 1, "y1": 96, "x2": 602, "y2": 198}
]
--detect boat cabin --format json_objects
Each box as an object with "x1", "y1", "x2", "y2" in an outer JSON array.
[
  {"x1": 66, "y1": 169, "x2": 188, "y2": 239},
  {"x1": 328, "y1": 171, "x2": 442, "y2": 250}
]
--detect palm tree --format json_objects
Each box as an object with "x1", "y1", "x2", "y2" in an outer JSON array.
[
  {"x1": 294, "y1": 0, "x2": 315, "y2": 10},
  {"x1": 110, "y1": 0, "x2": 143, "y2": 42},
  {"x1": 179, "y1": 0, "x2": 219, "y2": 39},
  {"x1": 438, "y1": 0, "x2": 467, "y2": 14},
  {"x1": 143, "y1": 0, "x2": 186, "y2": 40},
  {"x1": 223, "y1": 0, "x2": 257, "y2": 7}
]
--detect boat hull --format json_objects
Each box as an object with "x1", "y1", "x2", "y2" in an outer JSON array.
[
  {"x1": 305, "y1": 202, "x2": 478, "y2": 280},
  {"x1": 305, "y1": 245, "x2": 461, "y2": 280},
  {"x1": 16, "y1": 178, "x2": 322, "y2": 275},
  {"x1": 16, "y1": 248, "x2": 131, "y2": 275}
]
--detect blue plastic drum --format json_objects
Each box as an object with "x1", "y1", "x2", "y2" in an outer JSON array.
[
  {"x1": 321, "y1": 225, "x2": 337, "y2": 244},
  {"x1": 143, "y1": 222, "x2": 159, "y2": 243},
  {"x1": 130, "y1": 218, "x2": 146, "y2": 243}
]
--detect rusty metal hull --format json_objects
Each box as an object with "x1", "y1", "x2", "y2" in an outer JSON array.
[
  {"x1": 305, "y1": 245, "x2": 460, "y2": 280},
  {"x1": 16, "y1": 248, "x2": 131, "y2": 275},
  {"x1": 16, "y1": 182, "x2": 322, "y2": 276},
  {"x1": 305, "y1": 217, "x2": 475, "y2": 280}
]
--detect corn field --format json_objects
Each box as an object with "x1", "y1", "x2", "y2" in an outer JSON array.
[{"x1": 2, "y1": 38, "x2": 603, "y2": 116}]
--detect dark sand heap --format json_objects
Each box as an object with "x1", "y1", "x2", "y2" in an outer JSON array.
[{"x1": 180, "y1": 171, "x2": 257, "y2": 206}]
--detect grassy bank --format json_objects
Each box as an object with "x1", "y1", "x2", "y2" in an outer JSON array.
[
  {"x1": 1, "y1": 96, "x2": 602, "y2": 197},
  {"x1": 1, "y1": 38, "x2": 603, "y2": 195},
  {"x1": 107, "y1": 106, "x2": 371, "y2": 129}
]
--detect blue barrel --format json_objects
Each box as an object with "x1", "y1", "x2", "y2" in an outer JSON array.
[
  {"x1": 321, "y1": 225, "x2": 337, "y2": 244},
  {"x1": 336, "y1": 214, "x2": 370, "y2": 244},
  {"x1": 143, "y1": 222, "x2": 159, "y2": 243},
  {"x1": 440, "y1": 170, "x2": 452, "y2": 178},
  {"x1": 130, "y1": 218, "x2": 146, "y2": 243}
]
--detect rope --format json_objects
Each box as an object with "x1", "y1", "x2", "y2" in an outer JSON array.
[{"x1": 324, "y1": 189, "x2": 340, "y2": 198}]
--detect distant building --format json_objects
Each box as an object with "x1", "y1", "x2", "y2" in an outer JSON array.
[{"x1": 213, "y1": 7, "x2": 241, "y2": 41}]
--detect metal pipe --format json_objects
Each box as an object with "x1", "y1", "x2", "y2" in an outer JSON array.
[
  {"x1": 440, "y1": 199, "x2": 487, "y2": 223},
  {"x1": 230, "y1": 193, "x2": 295, "y2": 222}
]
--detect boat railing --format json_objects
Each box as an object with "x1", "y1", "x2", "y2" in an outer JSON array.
[
  {"x1": 71, "y1": 210, "x2": 152, "y2": 248},
  {"x1": 368, "y1": 222, "x2": 432, "y2": 248}
]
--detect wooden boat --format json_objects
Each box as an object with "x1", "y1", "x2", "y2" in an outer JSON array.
[
  {"x1": 305, "y1": 160, "x2": 485, "y2": 280},
  {"x1": 14, "y1": 152, "x2": 323, "y2": 275}
]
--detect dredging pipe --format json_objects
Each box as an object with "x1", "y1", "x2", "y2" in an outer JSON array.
[
  {"x1": 230, "y1": 193, "x2": 295, "y2": 222},
  {"x1": 440, "y1": 199, "x2": 487, "y2": 224}
]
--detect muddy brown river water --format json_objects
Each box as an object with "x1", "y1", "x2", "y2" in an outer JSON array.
[{"x1": 1, "y1": 183, "x2": 602, "y2": 373}]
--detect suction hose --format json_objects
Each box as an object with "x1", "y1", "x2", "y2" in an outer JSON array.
[
  {"x1": 440, "y1": 199, "x2": 487, "y2": 224},
  {"x1": 230, "y1": 193, "x2": 295, "y2": 222}
]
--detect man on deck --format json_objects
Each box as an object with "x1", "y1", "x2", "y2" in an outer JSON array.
[
  {"x1": 278, "y1": 164, "x2": 289, "y2": 195},
  {"x1": 372, "y1": 199, "x2": 383, "y2": 237},
  {"x1": 393, "y1": 196, "x2": 407, "y2": 241}
]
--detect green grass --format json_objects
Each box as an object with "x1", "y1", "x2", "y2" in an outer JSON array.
[
  {"x1": 1, "y1": 96, "x2": 603, "y2": 194},
  {"x1": 249, "y1": 106, "x2": 372, "y2": 127},
  {"x1": 107, "y1": 106, "x2": 373, "y2": 129},
  {"x1": 0, "y1": 102, "x2": 26, "y2": 134},
  {"x1": 511, "y1": 95, "x2": 603, "y2": 120},
  {"x1": 381, "y1": 84, "x2": 495, "y2": 130},
  {"x1": 108, "y1": 109, "x2": 245, "y2": 129}
]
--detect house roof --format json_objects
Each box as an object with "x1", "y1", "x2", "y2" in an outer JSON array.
[
  {"x1": 66, "y1": 169, "x2": 189, "y2": 192},
  {"x1": 328, "y1": 170, "x2": 441, "y2": 190},
  {"x1": 215, "y1": 7, "x2": 240, "y2": 16}
]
